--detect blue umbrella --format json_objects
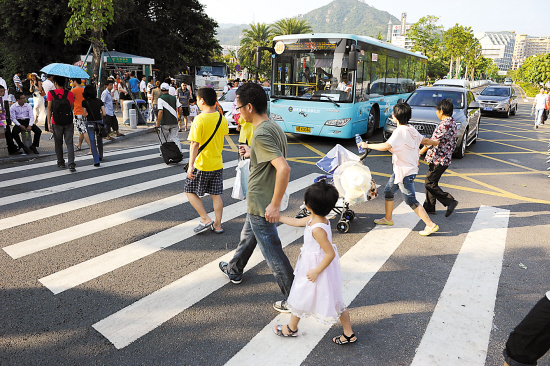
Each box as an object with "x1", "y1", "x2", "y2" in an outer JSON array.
[{"x1": 40, "y1": 63, "x2": 90, "y2": 79}]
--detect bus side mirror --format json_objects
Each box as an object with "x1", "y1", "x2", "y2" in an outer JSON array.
[
  {"x1": 348, "y1": 44, "x2": 360, "y2": 71},
  {"x1": 255, "y1": 46, "x2": 275, "y2": 70}
]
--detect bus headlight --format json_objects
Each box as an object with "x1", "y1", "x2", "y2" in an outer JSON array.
[
  {"x1": 325, "y1": 118, "x2": 351, "y2": 127},
  {"x1": 271, "y1": 113, "x2": 284, "y2": 121}
]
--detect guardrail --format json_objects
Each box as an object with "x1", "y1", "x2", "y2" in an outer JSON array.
[{"x1": 470, "y1": 80, "x2": 490, "y2": 88}]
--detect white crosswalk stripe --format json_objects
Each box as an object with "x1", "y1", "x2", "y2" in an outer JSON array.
[{"x1": 0, "y1": 143, "x2": 515, "y2": 364}]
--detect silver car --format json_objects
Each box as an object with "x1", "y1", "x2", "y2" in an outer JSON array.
[
  {"x1": 383, "y1": 86, "x2": 481, "y2": 159},
  {"x1": 475, "y1": 85, "x2": 517, "y2": 118}
]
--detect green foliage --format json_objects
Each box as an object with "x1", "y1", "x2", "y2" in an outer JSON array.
[
  {"x1": 518, "y1": 53, "x2": 550, "y2": 85},
  {"x1": 65, "y1": 0, "x2": 114, "y2": 45},
  {"x1": 239, "y1": 23, "x2": 273, "y2": 78},
  {"x1": 516, "y1": 81, "x2": 541, "y2": 97},
  {"x1": 427, "y1": 57, "x2": 447, "y2": 79},
  {"x1": 272, "y1": 18, "x2": 312, "y2": 36},
  {"x1": 376, "y1": 32, "x2": 383, "y2": 41},
  {"x1": 409, "y1": 15, "x2": 443, "y2": 59},
  {"x1": 442, "y1": 24, "x2": 476, "y2": 78},
  {"x1": 0, "y1": 0, "x2": 85, "y2": 82}
]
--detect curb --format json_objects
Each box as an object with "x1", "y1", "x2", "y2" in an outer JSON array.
[{"x1": 0, "y1": 127, "x2": 156, "y2": 164}]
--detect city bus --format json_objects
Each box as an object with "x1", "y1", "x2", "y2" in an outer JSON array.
[
  {"x1": 194, "y1": 62, "x2": 229, "y2": 96},
  {"x1": 265, "y1": 33, "x2": 428, "y2": 139}
]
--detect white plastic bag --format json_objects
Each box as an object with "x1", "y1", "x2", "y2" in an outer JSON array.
[{"x1": 231, "y1": 158, "x2": 250, "y2": 200}]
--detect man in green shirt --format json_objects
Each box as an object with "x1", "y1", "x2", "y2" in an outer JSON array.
[
  {"x1": 219, "y1": 83, "x2": 294, "y2": 313},
  {"x1": 156, "y1": 82, "x2": 182, "y2": 152}
]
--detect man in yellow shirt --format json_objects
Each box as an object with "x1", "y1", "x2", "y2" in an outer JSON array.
[{"x1": 184, "y1": 87, "x2": 229, "y2": 233}]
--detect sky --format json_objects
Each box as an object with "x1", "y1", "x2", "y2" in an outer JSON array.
[{"x1": 199, "y1": 0, "x2": 547, "y2": 37}]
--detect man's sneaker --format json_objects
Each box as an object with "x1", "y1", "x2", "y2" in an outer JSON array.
[
  {"x1": 69, "y1": 164, "x2": 76, "y2": 172},
  {"x1": 30, "y1": 145, "x2": 39, "y2": 154},
  {"x1": 273, "y1": 299, "x2": 291, "y2": 313},
  {"x1": 219, "y1": 261, "x2": 242, "y2": 284},
  {"x1": 21, "y1": 146, "x2": 30, "y2": 154}
]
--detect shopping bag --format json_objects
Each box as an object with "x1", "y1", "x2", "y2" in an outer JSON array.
[{"x1": 231, "y1": 158, "x2": 250, "y2": 200}]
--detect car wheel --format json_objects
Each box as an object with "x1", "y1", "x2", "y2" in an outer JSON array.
[
  {"x1": 471, "y1": 118, "x2": 480, "y2": 144},
  {"x1": 453, "y1": 129, "x2": 468, "y2": 159},
  {"x1": 364, "y1": 110, "x2": 376, "y2": 138},
  {"x1": 503, "y1": 107, "x2": 510, "y2": 118},
  {"x1": 511, "y1": 105, "x2": 516, "y2": 116}
]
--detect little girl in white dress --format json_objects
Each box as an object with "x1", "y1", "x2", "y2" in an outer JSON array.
[{"x1": 274, "y1": 181, "x2": 357, "y2": 345}]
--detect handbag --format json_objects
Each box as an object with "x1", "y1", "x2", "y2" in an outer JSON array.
[
  {"x1": 231, "y1": 157, "x2": 250, "y2": 200},
  {"x1": 183, "y1": 113, "x2": 223, "y2": 172}
]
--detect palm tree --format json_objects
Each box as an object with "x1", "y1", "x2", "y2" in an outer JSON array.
[
  {"x1": 272, "y1": 17, "x2": 313, "y2": 36},
  {"x1": 239, "y1": 22, "x2": 273, "y2": 78}
]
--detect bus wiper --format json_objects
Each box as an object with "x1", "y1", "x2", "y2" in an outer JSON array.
[{"x1": 325, "y1": 96, "x2": 340, "y2": 108}]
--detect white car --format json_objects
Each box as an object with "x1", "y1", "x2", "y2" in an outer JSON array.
[{"x1": 218, "y1": 87, "x2": 271, "y2": 129}]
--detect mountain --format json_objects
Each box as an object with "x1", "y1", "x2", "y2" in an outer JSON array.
[
  {"x1": 215, "y1": 0, "x2": 399, "y2": 45},
  {"x1": 303, "y1": 0, "x2": 399, "y2": 37}
]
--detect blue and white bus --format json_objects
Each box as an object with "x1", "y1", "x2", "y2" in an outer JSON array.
[{"x1": 265, "y1": 33, "x2": 427, "y2": 139}]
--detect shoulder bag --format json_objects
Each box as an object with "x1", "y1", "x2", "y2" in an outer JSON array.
[{"x1": 183, "y1": 113, "x2": 223, "y2": 172}]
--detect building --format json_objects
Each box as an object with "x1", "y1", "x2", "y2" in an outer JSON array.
[
  {"x1": 389, "y1": 13, "x2": 414, "y2": 51},
  {"x1": 511, "y1": 34, "x2": 550, "y2": 70},
  {"x1": 475, "y1": 31, "x2": 515, "y2": 75}
]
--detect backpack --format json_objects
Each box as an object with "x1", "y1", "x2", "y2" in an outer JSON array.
[{"x1": 50, "y1": 90, "x2": 73, "y2": 125}]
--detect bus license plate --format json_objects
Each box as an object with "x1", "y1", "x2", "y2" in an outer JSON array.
[
  {"x1": 483, "y1": 107, "x2": 493, "y2": 111},
  {"x1": 296, "y1": 126, "x2": 311, "y2": 133}
]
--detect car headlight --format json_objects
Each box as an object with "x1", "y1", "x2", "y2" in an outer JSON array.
[
  {"x1": 386, "y1": 118, "x2": 397, "y2": 127},
  {"x1": 324, "y1": 118, "x2": 351, "y2": 127},
  {"x1": 271, "y1": 113, "x2": 283, "y2": 121},
  {"x1": 497, "y1": 100, "x2": 509, "y2": 106}
]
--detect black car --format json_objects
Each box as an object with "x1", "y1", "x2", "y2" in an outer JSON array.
[
  {"x1": 475, "y1": 85, "x2": 517, "y2": 118},
  {"x1": 383, "y1": 86, "x2": 481, "y2": 159}
]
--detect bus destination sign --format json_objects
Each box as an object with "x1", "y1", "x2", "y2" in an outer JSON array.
[{"x1": 285, "y1": 41, "x2": 337, "y2": 51}]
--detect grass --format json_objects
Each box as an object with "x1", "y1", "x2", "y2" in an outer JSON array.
[{"x1": 516, "y1": 82, "x2": 541, "y2": 97}]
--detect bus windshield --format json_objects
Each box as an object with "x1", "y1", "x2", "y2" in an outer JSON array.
[
  {"x1": 197, "y1": 66, "x2": 227, "y2": 77},
  {"x1": 272, "y1": 38, "x2": 354, "y2": 103}
]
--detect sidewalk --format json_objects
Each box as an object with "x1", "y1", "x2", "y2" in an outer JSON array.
[{"x1": 1, "y1": 110, "x2": 156, "y2": 163}]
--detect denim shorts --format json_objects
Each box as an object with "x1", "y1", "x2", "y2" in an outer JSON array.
[{"x1": 384, "y1": 173, "x2": 419, "y2": 209}]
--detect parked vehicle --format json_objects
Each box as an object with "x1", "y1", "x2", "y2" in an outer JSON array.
[
  {"x1": 433, "y1": 79, "x2": 470, "y2": 90},
  {"x1": 218, "y1": 87, "x2": 271, "y2": 129},
  {"x1": 383, "y1": 86, "x2": 481, "y2": 159},
  {"x1": 475, "y1": 85, "x2": 517, "y2": 118}
]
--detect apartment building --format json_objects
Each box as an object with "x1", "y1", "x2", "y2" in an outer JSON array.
[
  {"x1": 475, "y1": 31, "x2": 516, "y2": 75},
  {"x1": 511, "y1": 34, "x2": 550, "y2": 70}
]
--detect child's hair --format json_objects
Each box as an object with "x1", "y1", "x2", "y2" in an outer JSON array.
[
  {"x1": 197, "y1": 87, "x2": 217, "y2": 106},
  {"x1": 436, "y1": 98, "x2": 454, "y2": 116},
  {"x1": 53, "y1": 75, "x2": 66, "y2": 87},
  {"x1": 393, "y1": 102, "x2": 411, "y2": 125},
  {"x1": 189, "y1": 99, "x2": 195, "y2": 104},
  {"x1": 304, "y1": 181, "x2": 339, "y2": 217}
]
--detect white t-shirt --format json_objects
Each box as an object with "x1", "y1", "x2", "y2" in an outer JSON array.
[
  {"x1": 386, "y1": 124, "x2": 424, "y2": 184},
  {"x1": 140, "y1": 80, "x2": 147, "y2": 93},
  {"x1": 169, "y1": 86, "x2": 176, "y2": 96},
  {"x1": 535, "y1": 93, "x2": 548, "y2": 110},
  {"x1": 42, "y1": 79, "x2": 55, "y2": 95},
  {"x1": 189, "y1": 104, "x2": 199, "y2": 117}
]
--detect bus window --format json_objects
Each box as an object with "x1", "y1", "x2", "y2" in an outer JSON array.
[{"x1": 385, "y1": 56, "x2": 399, "y2": 96}]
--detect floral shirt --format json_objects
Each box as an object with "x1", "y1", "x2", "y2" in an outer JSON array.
[{"x1": 425, "y1": 116, "x2": 458, "y2": 166}]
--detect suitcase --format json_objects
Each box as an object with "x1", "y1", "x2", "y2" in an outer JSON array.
[{"x1": 156, "y1": 128, "x2": 183, "y2": 165}]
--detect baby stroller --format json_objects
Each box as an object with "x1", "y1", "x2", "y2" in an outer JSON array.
[{"x1": 295, "y1": 144, "x2": 378, "y2": 233}]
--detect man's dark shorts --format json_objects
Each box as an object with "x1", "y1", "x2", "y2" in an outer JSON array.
[
  {"x1": 181, "y1": 107, "x2": 190, "y2": 117},
  {"x1": 184, "y1": 168, "x2": 223, "y2": 196}
]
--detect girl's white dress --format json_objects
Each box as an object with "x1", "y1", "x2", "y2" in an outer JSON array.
[{"x1": 286, "y1": 220, "x2": 346, "y2": 325}]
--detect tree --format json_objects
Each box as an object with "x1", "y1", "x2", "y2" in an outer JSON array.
[
  {"x1": 520, "y1": 53, "x2": 550, "y2": 85},
  {"x1": 409, "y1": 15, "x2": 443, "y2": 59},
  {"x1": 0, "y1": 0, "x2": 85, "y2": 83},
  {"x1": 427, "y1": 57, "x2": 448, "y2": 80},
  {"x1": 239, "y1": 23, "x2": 273, "y2": 78},
  {"x1": 443, "y1": 24, "x2": 475, "y2": 78},
  {"x1": 65, "y1": 0, "x2": 115, "y2": 84},
  {"x1": 272, "y1": 17, "x2": 312, "y2": 36},
  {"x1": 376, "y1": 31, "x2": 383, "y2": 41}
]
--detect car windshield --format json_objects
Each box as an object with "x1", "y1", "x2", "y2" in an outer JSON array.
[
  {"x1": 407, "y1": 90, "x2": 464, "y2": 109},
  {"x1": 219, "y1": 88, "x2": 236, "y2": 102},
  {"x1": 480, "y1": 87, "x2": 510, "y2": 97}
]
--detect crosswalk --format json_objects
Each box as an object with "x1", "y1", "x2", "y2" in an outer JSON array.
[{"x1": 0, "y1": 143, "x2": 513, "y2": 365}]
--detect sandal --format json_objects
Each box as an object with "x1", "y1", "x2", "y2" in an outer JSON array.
[
  {"x1": 194, "y1": 220, "x2": 214, "y2": 233},
  {"x1": 419, "y1": 224, "x2": 439, "y2": 236},
  {"x1": 374, "y1": 218, "x2": 394, "y2": 226},
  {"x1": 273, "y1": 325, "x2": 298, "y2": 337},
  {"x1": 75, "y1": 145, "x2": 82, "y2": 151},
  {"x1": 332, "y1": 333, "x2": 357, "y2": 345}
]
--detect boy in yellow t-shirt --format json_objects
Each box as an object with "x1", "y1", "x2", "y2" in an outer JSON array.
[
  {"x1": 184, "y1": 87, "x2": 229, "y2": 234},
  {"x1": 237, "y1": 116, "x2": 255, "y2": 145}
]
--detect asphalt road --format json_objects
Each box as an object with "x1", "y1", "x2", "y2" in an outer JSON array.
[{"x1": 2, "y1": 88, "x2": 550, "y2": 365}]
